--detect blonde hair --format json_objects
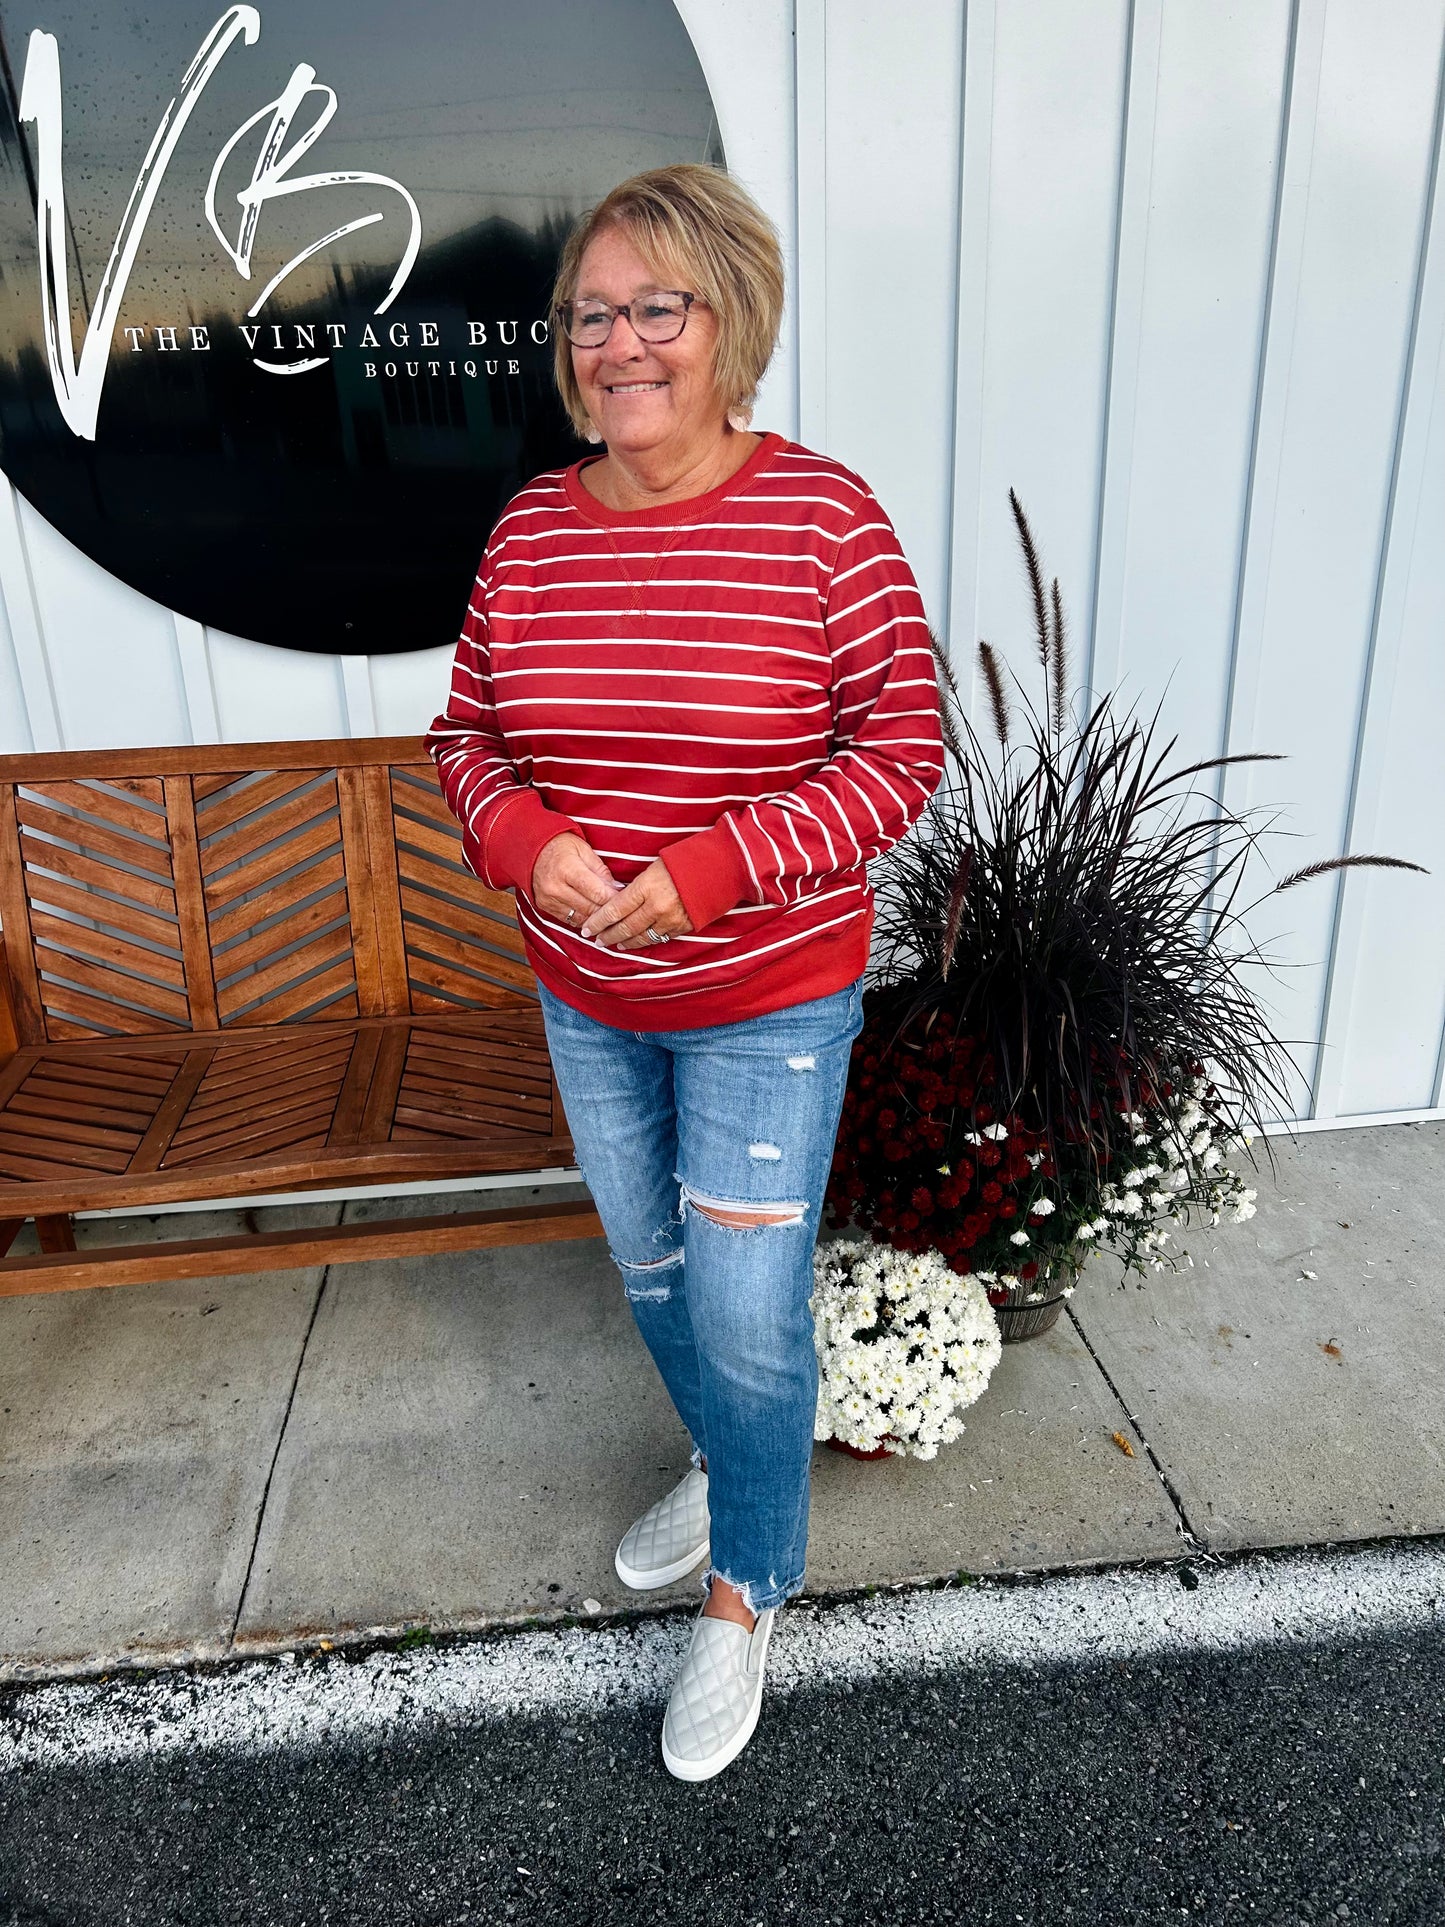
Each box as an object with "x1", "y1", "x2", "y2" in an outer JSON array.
[{"x1": 550, "y1": 163, "x2": 785, "y2": 439}]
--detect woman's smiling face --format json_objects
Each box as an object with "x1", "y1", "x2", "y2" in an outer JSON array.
[{"x1": 569, "y1": 223, "x2": 725, "y2": 459}]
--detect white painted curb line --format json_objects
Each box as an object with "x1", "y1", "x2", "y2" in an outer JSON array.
[{"x1": 3, "y1": 1540, "x2": 1441, "y2": 1772}]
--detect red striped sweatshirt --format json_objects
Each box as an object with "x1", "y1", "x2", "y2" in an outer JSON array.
[{"x1": 426, "y1": 431, "x2": 944, "y2": 1030}]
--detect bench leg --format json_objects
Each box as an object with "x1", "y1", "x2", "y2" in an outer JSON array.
[
  {"x1": 35, "y1": 1214, "x2": 77, "y2": 1254},
  {"x1": 0, "y1": 1219, "x2": 22, "y2": 1259}
]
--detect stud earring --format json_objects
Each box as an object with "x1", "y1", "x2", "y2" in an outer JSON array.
[
  {"x1": 585, "y1": 423, "x2": 603, "y2": 445},
  {"x1": 727, "y1": 403, "x2": 753, "y2": 432}
]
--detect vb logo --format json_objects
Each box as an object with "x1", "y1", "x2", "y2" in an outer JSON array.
[{"x1": 19, "y1": 3, "x2": 422, "y2": 439}]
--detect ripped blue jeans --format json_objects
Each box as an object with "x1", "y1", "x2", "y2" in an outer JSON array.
[{"x1": 536, "y1": 977, "x2": 864, "y2": 1613}]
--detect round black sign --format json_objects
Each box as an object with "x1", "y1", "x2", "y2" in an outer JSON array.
[{"x1": 0, "y1": 1, "x2": 722, "y2": 653}]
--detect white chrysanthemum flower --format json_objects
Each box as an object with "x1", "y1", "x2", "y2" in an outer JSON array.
[
  {"x1": 1076, "y1": 1222, "x2": 1096, "y2": 1239},
  {"x1": 1029, "y1": 1196, "x2": 1056, "y2": 1218},
  {"x1": 1009, "y1": 1229, "x2": 1030, "y2": 1246},
  {"x1": 810, "y1": 1240, "x2": 1004, "y2": 1462},
  {"x1": 982, "y1": 1123, "x2": 1010, "y2": 1141}
]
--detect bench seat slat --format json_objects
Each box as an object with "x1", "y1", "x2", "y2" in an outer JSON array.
[
  {"x1": 164, "y1": 1097, "x2": 342, "y2": 1167},
  {"x1": 170, "y1": 1083, "x2": 347, "y2": 1155},
  {"x1": 0, "y1": 1130, "x2": 133, "y2": 1177},
  {"x1": 403, "y1": 1043, "x2": 553, "y2": 1099},
  {"x1": 182, "y1": 1047, "x2": 354, "y2": 1120},
  {"x1": 398, "y1": 1070, "x2": 551, "y2": 1128},
  {"x1": 2, "y1": 1096, "x2": 148, "y2": 1151},
  {"x1": 20, "y1": 1073, "x2": 161, "y2": 1118}
]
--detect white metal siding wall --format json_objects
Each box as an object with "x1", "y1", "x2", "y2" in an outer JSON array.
[{"x1": 1, "y1": 0, "x2": 1442, "y2": 1125}]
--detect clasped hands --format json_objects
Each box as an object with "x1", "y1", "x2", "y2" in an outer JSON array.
[{"x1": 530, "y1": 833, "x2": 693, "y2": 950}]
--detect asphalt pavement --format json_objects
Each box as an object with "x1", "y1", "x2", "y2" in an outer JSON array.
[{"x1": 3, "y1": 1538, "x2": 1443, "y2": 1926}]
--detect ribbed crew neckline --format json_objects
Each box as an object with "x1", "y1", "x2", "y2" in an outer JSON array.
[{"x1": 563, "y1": 429, "x2": 786, "y2": 526}]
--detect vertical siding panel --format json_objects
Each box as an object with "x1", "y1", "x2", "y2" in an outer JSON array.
[
  {"x1": 173, "y1": 615, "x2": 221, "y2": 745},
  {"x1": 1222, "y1": 0, "x2": 1442, "y2": 1116},
  {"x1": 966, "y1": 0, "x2": 1131, "y2": 719},
  {"x1": 339, "y1": 655, "x2": 379, "y2": 737},
  {"x1": 16, "y1": 494, "x2": 189, "y2": 750},
  {"x1": 793, "y1": 0, "x2": 828, "y2": 450},
  {"x1": 1317, "y1": 40, "x2": 1445, "y2": 1118},
  {"x1": 945, "y1": 0, "x2": 998, "y2": 685},
  {"x1": 1095, "y1": 0, "x2": 1291, "y2": 763},
  {"x1": 0, "y1": 476, "x2": 60, "y2": 751},
  {"x1": 370, "y1": 645, "x2": 455, "y2": 737},
  {"x1": 0, "y1": 598, "x2": 31, "y2": 755},
  {"x1": 674, "y1": 0, "x2": 799, "y2": 440},
  {"x1": 818, "y1": 0, "x2": 964, "y2": 623},
  {"x1": 205, "y1": 628, "x2": 348, "y2": 742},
  {"x1": 1088, "y1": 0, "x2": 1163, "y2": 704}
]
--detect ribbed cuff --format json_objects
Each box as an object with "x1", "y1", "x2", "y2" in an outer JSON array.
[
  {"x1": 476, "y1": 789, "x2": 584, "y2": 895},
  {"x1": 660, "y1": 823, "x2": 755, "y2": 932}
]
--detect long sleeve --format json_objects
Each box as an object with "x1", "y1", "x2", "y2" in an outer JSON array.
[
  {"x1": 660, "y1": 499, "x2": 945, "y2": 931},
  {"x1": 425, "y1": 558, "x2": 583, "y2": 895}
]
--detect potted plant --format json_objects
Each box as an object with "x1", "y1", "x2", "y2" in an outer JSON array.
[
  {"x1": 810, "y1": 1242, "x2": 1003, "y2": 1460},
  {"x1": 820, "y1": 493, "x2": 1424, "y2": 1346}
]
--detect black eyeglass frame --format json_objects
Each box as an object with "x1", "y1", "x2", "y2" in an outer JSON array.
[{"x1": 554, "y1": 289, "x2": 698, "y2": 347}]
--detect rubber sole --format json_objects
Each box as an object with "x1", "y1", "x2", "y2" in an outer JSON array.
[{"x1": 613, "y1": 1538, "x2": 710, "y2": 1591}]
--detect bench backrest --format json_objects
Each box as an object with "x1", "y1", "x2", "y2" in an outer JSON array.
[{"x1": 0, "y1": 739, "x2": 532, "y2": 1048}]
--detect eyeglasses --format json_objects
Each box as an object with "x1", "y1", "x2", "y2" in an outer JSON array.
[{"x1": 555, "y1": 290, "x2": 697, "y2": 348}]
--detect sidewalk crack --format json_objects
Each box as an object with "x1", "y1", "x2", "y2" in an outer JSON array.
[
  {"x1": 227, "y1": 1260, "x2": 333, "y2": 1648},
  {"x1": 1065, "y1": 1304, "x2": 1205, "y2": 1553}
]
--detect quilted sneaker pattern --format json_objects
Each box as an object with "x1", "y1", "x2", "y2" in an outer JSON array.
[
  {"x1": 614, "y1": 1468, "x2": 710, "y2": 1590},
  {"x1": 661, "y1": 1606, "x2": 776, "y2": 1782}
]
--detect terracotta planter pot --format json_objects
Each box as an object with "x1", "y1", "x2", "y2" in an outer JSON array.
[{"x1": 824, "y1": 1435, "x2": 896, "y2": 1461}]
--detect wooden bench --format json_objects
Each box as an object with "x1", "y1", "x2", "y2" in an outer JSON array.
[{"x1": 0, "y1": 738, "x2": 601, "y2": 1296}]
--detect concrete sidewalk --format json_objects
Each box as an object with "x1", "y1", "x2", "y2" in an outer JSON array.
[{"x1": 1, "y1": 1122, "x2": 1441, "y2": 1681}]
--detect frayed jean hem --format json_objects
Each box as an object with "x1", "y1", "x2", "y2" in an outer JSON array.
[{"x1": 701, "y1": 1563, "x2": 804, "y2": 1615}]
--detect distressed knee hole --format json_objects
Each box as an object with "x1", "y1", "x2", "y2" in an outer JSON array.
[
  {"x1": 615, "y1": 1246, "x2": 683, "y2": 1301},
  {"x1": 748, "y1": 1141, "x2": 783, "y2": 1161},
  {"x1": 680, "y1": 1182, "x2": 807, "y2": 1231},
  {"x1": 785, "y1": 1055, "x2": 816, "y2": 1072}
]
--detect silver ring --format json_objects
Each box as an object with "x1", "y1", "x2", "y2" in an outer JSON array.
[
  {"x1": 565, "y1": 906, "x2": 577, "y2": 925},
  {"x1": 645, "y1": 926, "x2": 663, "y2": 945}
]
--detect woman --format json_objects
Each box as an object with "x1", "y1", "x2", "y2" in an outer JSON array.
[{"x1": 427, "y1": 163, "x2": 942, "y2": 1781}]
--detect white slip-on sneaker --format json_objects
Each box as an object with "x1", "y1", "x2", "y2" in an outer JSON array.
[
  {"x1": 614, "y1": 1467, "x2": 710, "y2": 1591},
  {"x1": 660, "y1": 1604, "x2": 777, "y2": 1782}
]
